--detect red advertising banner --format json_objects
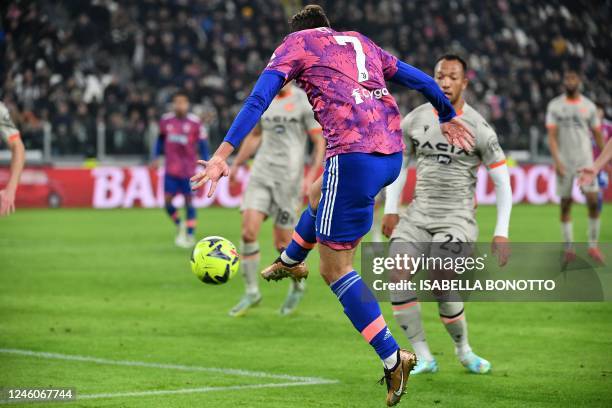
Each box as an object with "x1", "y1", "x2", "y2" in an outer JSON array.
[{"x1": 0, "y1": 165, "x2": 610, "y2": 209}]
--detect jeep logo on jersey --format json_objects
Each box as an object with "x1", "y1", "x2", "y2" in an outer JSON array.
[
  {"x1": 351, "y1": 87, "x2": 389, "y2": 104},
  {"x1": 168, "y1": 133, "x2": 189, "y2": 145}
]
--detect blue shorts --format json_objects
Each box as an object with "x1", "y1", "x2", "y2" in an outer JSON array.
[
  {"x1": 316, "y1": 152, "x2": 402, "y2": 249},
  {"x1": 164, "y1": 174, "x2": 192, "y2": 196}
]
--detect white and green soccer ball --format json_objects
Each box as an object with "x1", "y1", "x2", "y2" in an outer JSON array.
[{"x1": 190, "y1": 236, "x2": 240, "y2": 284}]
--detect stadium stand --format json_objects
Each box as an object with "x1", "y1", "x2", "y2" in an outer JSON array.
[{"x1": 1, "y1": 0, "x2": 610, "y2": 159}]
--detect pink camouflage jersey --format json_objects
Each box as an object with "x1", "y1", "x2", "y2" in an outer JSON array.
[
  {"x1": 264, "y1": 27, "x2": 404, "y2": 159},
  {"x1": 159, "y1": 112, "x2": 204, "y2": 178}
]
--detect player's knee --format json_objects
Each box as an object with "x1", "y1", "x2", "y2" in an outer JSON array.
[
  {"x1": 389, "y1": 266, "x2": 410, "y2": 283},
  {"x1": 241, "y1": 227, "x2": 258, "y2": 244},
  {"x1": 560, "y1": 199, "x2": 572, "y2": 219},
  {"x1": 318, "y1": 259, "x2": 349, "y2": 285},
  {"x1": 438, "y1": 301, "x2": 464, "y2": 318},
  {"x1": 586, "y1": 201, "x2": 599, "y2": 217}
]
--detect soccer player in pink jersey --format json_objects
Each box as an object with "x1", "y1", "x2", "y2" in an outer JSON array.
[
  {"x1": 154, "y1": 91, "x2": 209, "y2": 248},
  {"x1": 190, "y1": 5, "x2": 473, "y2": 405},
  {"x1": 593, "y1": 103, "x2": 611, "y2": 212}
]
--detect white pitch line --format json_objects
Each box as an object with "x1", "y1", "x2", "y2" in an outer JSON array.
[
  {"x1": 0, "y1": 348, "x2": 338, "y2": 385},
  {"x1": 79, "y1": 380, "x2": 333, "y2": 400}
]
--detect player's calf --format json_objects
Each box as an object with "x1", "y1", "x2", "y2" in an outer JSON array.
[{"x1": 283, "y1": 204, "x2": 318, "y2": 265}]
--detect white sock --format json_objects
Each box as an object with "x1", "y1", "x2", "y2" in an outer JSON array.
[
  {"x1": 561, "y1": 222, "x2": 573, "y2": 249},
  {"x1": 280, "y1": 251, "x2": 299, "y2": 265},
  {"x1": 390, "y1": 293, "x2": 434, "y2": 362},
  {"x1": 382, "y1": 350, "x2": 398, "y2": 370},
  {"x1": 241, "y1": 241, "x2": 260, "y2": 296},
  {"x1": 290, "y1": 278, "x2": 306, "y2": 292},
  {"x1": 588, "y1": 218, "x2": 600, "y2": 249},
  {"x1": 412, "y1": 340, "x2": 434, "y2": 362},
  {"x1": 439, "y1": 302, "x2": 471, "y2": 358}
]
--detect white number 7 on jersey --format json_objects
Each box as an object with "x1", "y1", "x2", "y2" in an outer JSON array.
[{"x1": 334, "y1": 35, "x2": 369, "y2": 83}]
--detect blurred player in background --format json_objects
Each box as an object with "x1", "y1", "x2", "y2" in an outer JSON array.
[
  {"x1": 382, "y1": 55, "x2": 512, "y2": 375},
  {"x1": 153, "y1": 92, "x2": 209, "y2": 248},
  {"x1": 191, "y1": 5, "x2": 474, "y2": 405},
  {"x1": 546, "y1": 70, "x2": 604, "y2": 264},
  {"x1": 0, "y1": 101, "x2": 25, "y2": 217},
  {"x1": 593, "y1": 103, "x2": 611, "y2": 212},
  {"x1": 228, "y1": 82, "x2": 324, "y2": 317}
]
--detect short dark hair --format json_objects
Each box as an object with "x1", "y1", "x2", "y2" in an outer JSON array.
[
  {"x1": 289, "y1": 5, "x2": 330, "y2": 32},
  {"x1": 435, "y1": 54, "x2": 468, "y2": 73},
  {"x1": 173, "y1": 90, "x2": 189, "y2": 101}
]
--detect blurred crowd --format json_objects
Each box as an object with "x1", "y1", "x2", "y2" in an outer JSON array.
[{"x1": 1, "y1": 0, "x2": 610, "y2": 158}]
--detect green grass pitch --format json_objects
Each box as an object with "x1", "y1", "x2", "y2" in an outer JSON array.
[{"x1": 1, "y1": 205, "x2": 611, "y2": 407}]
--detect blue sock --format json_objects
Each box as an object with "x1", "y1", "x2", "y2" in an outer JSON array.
[
  {"x1": 165, "y1": 203, "x2": 180, "y2": 225},
  {"x1": 186, "y1": 205, "x2": 196, "y2": 236},
  {"x1": 285, "y1": 205, "x2": 317, "y2": 263},
  {"x1": 330, "y1": 271, "x2": 399, "y2": 361},
  {"x1": 597, "y1": 192, "x2": 603, "y2": 213}
]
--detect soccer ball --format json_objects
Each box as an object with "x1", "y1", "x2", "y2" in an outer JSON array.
[{"x1": 190, "y1": 236, "x2": 240, "y2": 284}]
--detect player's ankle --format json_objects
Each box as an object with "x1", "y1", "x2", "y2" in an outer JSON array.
[
  {"x1": 280, "y1": 252, "x2": 299, "y2": 266},
  {"x1": 455, "y1": 344, "x2": 472, "y2": 358},
  {"x1": 382, "y1": 349, "x2": 400, "y2": 371}
]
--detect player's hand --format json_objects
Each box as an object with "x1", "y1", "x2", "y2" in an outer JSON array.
[
  {"x1": 491, "y1": 235, "x2": 510, "y2": 267},
  {"x1": 382, "y1": 214, "x2": 400, "y2": 238},
  {"x1": 554, "y1": 162, "x2": 566, "y2": 178},
  {"x1": 190, "y1": 156, "x2": 230, "y2": 197},
  {"x1": 302, "y1": 174, "x2": 316, "y2": 195},
  {"x1": 0, "y1": 188, "x2": 16, "y2": 217},
  {"x1": 440, "y1": 117, "x2": 475, "y2": 152},
  {"x1": 229, "y1": 164, "x2": 239, "y2": 184},
  {"x1": 577, "y1": 166, "x2": 596, "y2": 186}
]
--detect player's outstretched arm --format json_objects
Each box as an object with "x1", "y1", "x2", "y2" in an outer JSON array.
[
  {"x1": 190, "y1": 71, "x2": 285, "y2": 196},
  {"x1": 389, "y1": 61, "x2": 475, "y2": 151},
  {"x1": 382, "y1": 154, "x2": 410, "y2": 238},
  {"x1": 488, "y1": 163, "x2": 512, "y2": 266},
  {"x1": 0, "y1": 135, "x2": 25, "y2": 216}
]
